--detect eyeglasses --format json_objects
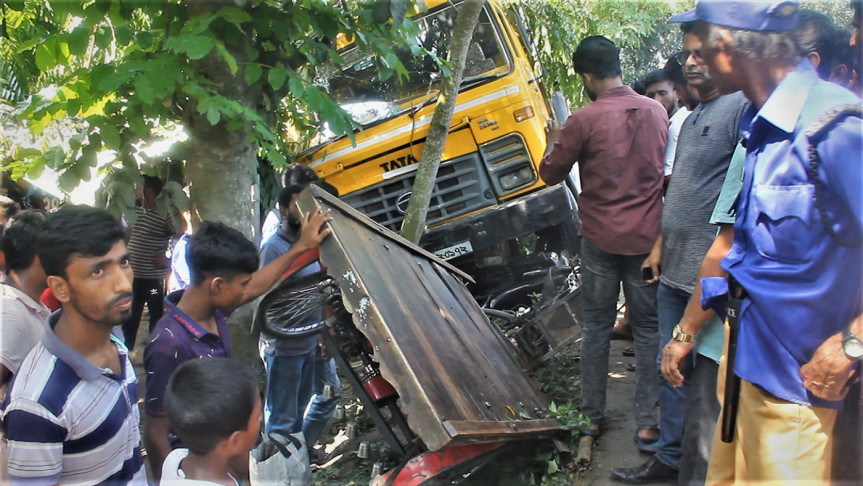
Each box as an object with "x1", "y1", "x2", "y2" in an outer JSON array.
[{"x1": 673, "y1": 49, "x2": 704, "y2": 65}]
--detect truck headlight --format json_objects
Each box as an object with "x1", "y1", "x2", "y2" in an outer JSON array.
[{"x1": 498, "y1": 165, "x2": 535, "y2": 191}]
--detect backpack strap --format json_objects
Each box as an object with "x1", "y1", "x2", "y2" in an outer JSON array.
[{"x1": 805, "y1": 104, "x2": 863, "y2": 247}]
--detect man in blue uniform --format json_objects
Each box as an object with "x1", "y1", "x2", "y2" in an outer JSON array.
[{"x1": 662, "y1": 0, "x2": 863, "y2": 482}]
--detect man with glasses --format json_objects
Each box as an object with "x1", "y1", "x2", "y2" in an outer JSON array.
[
  {"x1": 611, "y1": 20, "x2": 749, "y2": 485},
  {"x1": 659, "y1": 0, "x2": 862, "y2": 482}
]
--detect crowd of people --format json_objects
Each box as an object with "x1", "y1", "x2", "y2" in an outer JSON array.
[
  {"x1": 0, "y1": 0, "x2": 860, "y2": 484},
  {"x1": 0, "y1": 177, "x2": 332, "y2": 485},
  {"x1": 541, "y1": 0, "x2": 862, "y2": 484}
]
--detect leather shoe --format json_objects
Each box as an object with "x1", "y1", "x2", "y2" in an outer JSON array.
[{"x1": 610, "y1": 457, "x2": 678, "y2": 484}]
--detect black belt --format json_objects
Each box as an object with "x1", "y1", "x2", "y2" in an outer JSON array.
[{"x1": 721, "y1": 275, "x2": 745, "y2": 443}]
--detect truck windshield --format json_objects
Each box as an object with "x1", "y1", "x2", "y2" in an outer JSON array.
[{"x1": 316, "y1": 4, "x2": 510, "y2": 137}]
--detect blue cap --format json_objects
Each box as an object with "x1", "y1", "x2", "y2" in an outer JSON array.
[{"x1": 670, "y1": 0, "x2": 800, "y2": 32}]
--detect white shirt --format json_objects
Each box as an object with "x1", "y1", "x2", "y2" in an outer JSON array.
[
  {"x1": 664, "y1": 106, "x2": 691, "y2": 176},
  {"x1": 161, "y1": 449, "x2": 240, "y2": 486},
  {"x1": 0, "y1": 283, "x2": 50, "y2": 374}
]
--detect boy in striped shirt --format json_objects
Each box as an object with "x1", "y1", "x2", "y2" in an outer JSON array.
[{"x1": 1, "y1": 205, "x2": 147, "y2": 485}]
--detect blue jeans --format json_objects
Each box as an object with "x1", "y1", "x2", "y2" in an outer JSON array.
[
  {"x1": 261, "y1": 349, "x2": 317, "y2": 438},
  {"x1": 654, "y1": 282, "x2": 694, "y2": 469},
  {"x1": 302, "y1": 357, "x2": 341, "y2": 448},
  {"x1": 579, "y1": 238, "x2": 660, "y2": 430}
]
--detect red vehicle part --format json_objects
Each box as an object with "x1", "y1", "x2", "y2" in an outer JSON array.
[
  {"x1": 279, "y1": 248, "x2": 320, "y2": 280},
  {"x1": 363, "y1": 373, "x2": 398, "y2": 402},
  {"x1": 373, "y1": 442, "x2": 507, "y2": 486}
]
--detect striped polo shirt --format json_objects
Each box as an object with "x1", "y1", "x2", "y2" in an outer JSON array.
[
  {"x1": 1, "y1": 312, "x2": 147, "y2": 485},
  {"x1": 127, "y1": 205, "x2": 175, "y2": 279}
]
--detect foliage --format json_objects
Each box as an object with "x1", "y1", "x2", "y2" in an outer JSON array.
[
  {"x1": 0, "y1": 0, "x2": 420, "y2": 218},
  {"x1": 507, "y1": 0, "x2": 694, "y2": 109}
]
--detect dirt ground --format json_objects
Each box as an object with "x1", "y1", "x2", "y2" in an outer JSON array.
[{"x1": 574, "y1": 339, "x2": 675, "y2": 486}]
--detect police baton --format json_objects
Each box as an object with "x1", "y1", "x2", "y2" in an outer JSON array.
[{"x1": 721, "y1": 278, "x2": 746, "y2": 443}]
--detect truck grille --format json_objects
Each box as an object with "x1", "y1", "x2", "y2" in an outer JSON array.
[{"x1": 342, "y1": 152, "x2": 494, "y2": 232}]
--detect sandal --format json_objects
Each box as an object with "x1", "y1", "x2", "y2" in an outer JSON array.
[
  {"x1": 634, "y1": 428, "x2": 661, "y2": 453},
  {"x1": 622, "y1": 346, "x2": 636, "y2": 357}
]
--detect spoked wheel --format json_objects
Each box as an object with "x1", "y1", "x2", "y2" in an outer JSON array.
[{"x1": 254, "y1": 271, "x2": 340, "y2": 339}]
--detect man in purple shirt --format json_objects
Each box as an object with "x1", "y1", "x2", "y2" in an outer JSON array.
[
  {"x1": 540, "y1": 35, "x2": 667, "y2": 448},
  {"x1": 143, "y1": 213, "x2": 331, "y2": 480}
]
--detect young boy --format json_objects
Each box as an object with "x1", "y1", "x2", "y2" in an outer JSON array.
[
  {"x1": 161, "y1": 358, "x2": 260, "y2": 485},
  {"x1": 144, "y1": 211, "x2": 330, "y2": 478}
]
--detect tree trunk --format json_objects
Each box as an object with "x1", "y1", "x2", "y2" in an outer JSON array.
[
  {"x1": 400, "y1": 0, "x2": 485, "y2": 244},
  {"x1": 185, "y1": 1, "x2": 262, "y2": 368}
]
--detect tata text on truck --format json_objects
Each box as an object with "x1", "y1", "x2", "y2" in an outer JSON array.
[{"x1": 300, "y1": 0, "x2": 580, "y2": 306}]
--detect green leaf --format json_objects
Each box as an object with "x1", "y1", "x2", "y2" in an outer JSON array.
[
  {"x1": 137, "y1": 31, "x2": 154, "y2": 50},
  {"x1": 28, "y1": 113, "x2": 52, "y2": 134},
  {"x1": 268, "y1": 66, "x2": 287, "y2": 91},
  {"x1": 101, "y1": 125, "x2": 121, "y2": 150},
  {"x1": 129, "y1": 117, "x2": 148, "y2": 138},
  {"x1": 216, "y1": 6, "x2": 252, "y2": 32},
  {"x1": 35, "y1": 42, "x2": 56, "y2": 72},
  {"x1": 390, "y1": 0, "x2": 406, "y2": 24},
  {"x1": 288, "y1": 75, "x2": 305, "y2": 98},
  {"x1": 247, "y1": 46, "x2": 260, "y2": 62},
  {"x1": 547, "y1": 460, "x2": 559, "y2": 474},
  {"x1": 45, "y1": 147, "x2": 65, "y2": 168},
  {"x1": 134, "y1": 75, "x2": 156, "y2": 105},
  {"x1": 214, "y1": 42, "x2": 238, "y2": 75},
  {"x1": 207, "y1": 106, "x2": 220, "y2": 125},
  {"x1": 244, "y1": 64, "x2": 262, "y2": 84},
  {"x1": 68, "y1": 27, "x2": 90, "y2": 56},
  {"x1": 184, "y1": 13, "x2": 218, "y2": 36},
  {"x1": 58, "y1": 169, "x2": 80, "y2": 193},
  {"x1": 27, "y1": 157, "x2": 46, "y2": 180},
  {"x1": 95, "y1": 25, "x2": 113, "y2": 50},
  {"x1": 115, "y1": 23, "x2": 132, "y2": 46},
  {"x1": 167, "y1": 34, "x2": 216, "y2": 60}
]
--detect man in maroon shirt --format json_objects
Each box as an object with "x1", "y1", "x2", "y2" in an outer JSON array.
[{"x1": 540, "y1": 35, "x2": 667, "y2": 449}]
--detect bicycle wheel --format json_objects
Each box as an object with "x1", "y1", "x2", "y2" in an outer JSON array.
[{"x1": 254, "y1": 271, "x2": 333, "y2": 339}]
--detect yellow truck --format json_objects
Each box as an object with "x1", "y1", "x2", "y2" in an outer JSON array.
[{"x1": 300, "y1": 0, "x2": 580, "y2": 306}]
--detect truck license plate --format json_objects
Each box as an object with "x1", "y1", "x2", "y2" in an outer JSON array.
[{"x1": 434, "y1": 241, "x2": 473, "y2": 261}]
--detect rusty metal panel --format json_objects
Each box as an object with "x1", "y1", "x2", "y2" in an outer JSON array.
[{"x1": 297, "y1": 186, "x2": 560, "y2": 451}]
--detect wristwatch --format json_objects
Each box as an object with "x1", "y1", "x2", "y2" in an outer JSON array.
[
  {"x1": 672, "y1": 324, "x2": 696, "y2": 343},
  {"x1": 842, "y1": 325, "x2": 863, "y2": 361}
]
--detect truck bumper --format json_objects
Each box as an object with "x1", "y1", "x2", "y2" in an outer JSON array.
[{"x1": 420, "y1": 184, "x2": 578, "y2": 254}]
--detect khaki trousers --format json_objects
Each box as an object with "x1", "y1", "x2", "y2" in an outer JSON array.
[{"x1": 706, "y1": 321, "x2": 837, "y2": 485}]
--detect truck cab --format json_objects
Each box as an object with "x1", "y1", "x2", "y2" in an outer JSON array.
[{"x1": 300, "y1": 0, "x2": 579, "y2": 305}]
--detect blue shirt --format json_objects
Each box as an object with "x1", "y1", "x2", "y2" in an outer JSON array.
[
  {"x1": 143, "y1": 290, "x2": 231, "y2": 417},
  {"x1": 2, "y1": 312, "x2": 147, "y2": 484},
  {"x1": 720, "y1": 60, "x2": 863, "y2": 408},
  {"x1": 168, "y1": 233, "x2": 191, "y2": 292},
  {"x1": 258, "y1": 228, "x2": 321, "y2": 356}
]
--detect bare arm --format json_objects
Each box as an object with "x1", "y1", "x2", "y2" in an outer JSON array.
[
  {"x1": 539, "y1": 117, "x2": 583, "y2": 186},
  {"x1": 239, "y1": 208, "x2": 332, "y2": 306},
  {"x1": 144, "y1": 415, "x2": 172, "y2": 482},
  {"x1": 661, "y1": 225, "x2": 733, "y2": 386}
]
